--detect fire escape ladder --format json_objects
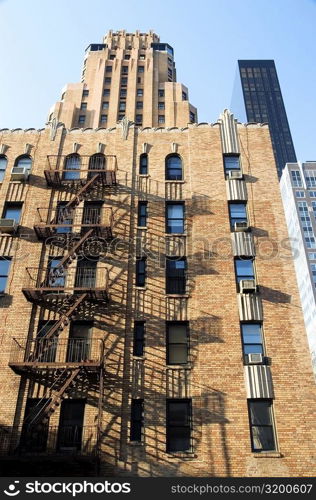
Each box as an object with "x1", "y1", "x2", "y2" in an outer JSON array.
[
  {"x1": 58, "y1": 228, "x2": 94, "y2": 269},
  {"x1": 65, "y1": 173, "x2": 101, "y2": 209},
  {"x1": 25, "y1": 368, "x2": 80, "y2": 426}
]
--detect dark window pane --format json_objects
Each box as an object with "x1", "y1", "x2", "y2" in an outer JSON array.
[
  {"x1": 229, "y1": 203, "x2": 247, "y2": 227},
  {"x1": 224, "y1": 155, "x2": 240, "y2": 171},
  {"x1": 235, "y1": 259, "x2": 254, "y2": 281},
  {"x1": 139, "y1": 154, "x2": 148, "y2": 174},
  {"x1": 167, "y1": 400, "x2": 191, "y2": 452},
  {"x1": 136, "y1": 258, "x2": 146, "y2": 286},
  {"x1": 167, "y1": 323, "x2": 188, "y2": 365},
  {"x1": 134, "y1": 322, "x2": 145, "y2": 356},
  {"x1": 166, "y1": 155, "x2": 182, "y2": 180},
  {"x1": 3, "y1": 204, "x2": 22, "y2": 223},
  {"x1": 167, "y1": 203, "x2": 184, "y2": 233},
  {"x1": 130, "y1": 399, "x2": 143, "y2": 441},
  {"x1": 251, "y1": 426, "x2": 275, "y2": 451},
  {"x1": 63, "y1": 155, "x2": 80, "y2": 180},
  {"x1": 138, "y1": 202, "x2": 148, "y2": 227}
]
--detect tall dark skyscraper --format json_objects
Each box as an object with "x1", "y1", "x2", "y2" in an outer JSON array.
[{"x1": 232, "y1": 60, "x2": 297, "y2": 177}]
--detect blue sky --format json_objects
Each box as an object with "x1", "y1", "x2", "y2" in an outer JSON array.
[{"x1": 0, "y1": 0, "x2": 315, "y2": 160}]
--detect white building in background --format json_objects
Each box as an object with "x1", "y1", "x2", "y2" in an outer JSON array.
[{"x1": 280, "y1": 162, "x2": 316, "y2": 378}]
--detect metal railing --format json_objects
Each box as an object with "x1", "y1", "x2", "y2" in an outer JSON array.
[
  {"x1": 24, "y1": 265, "x2": 109, "y2": 292},
  {"x1": 9, "y1": 338, "x2": 103, "y2": 365},
  {"x1": 35, "y1": 206, "x2": 113, "y2": 230},
  {"x1": 46, "y1": 154, "x2": 117, "y2": 173},
  {"x1": 0, "y1": 425, "x2": 98, "y2": 456}
]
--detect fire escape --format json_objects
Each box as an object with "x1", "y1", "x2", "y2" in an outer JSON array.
[{"x1": 5, "y1": 154, "x2": 116, "y2": 464}]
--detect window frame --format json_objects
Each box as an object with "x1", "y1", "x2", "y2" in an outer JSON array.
[
  {"x1": 165, "y1": 154, "x2": 183, "y2": 181},
  {"x1": 229, "y1": 202, "x2": 248, "y2": 230},
  {"x1": 166, "y1": 202, "x2": 185, "y2": 234},
  {"x1": 223, "y1": 154, "x2": 241, "y2": 175},
  {"x1": 166, "y1": 322, "x2": 189, "y2": 365},
  {"x1": 139, "y1": 154, "x2": 148, "y2": 175},
  {"x1": 166, "y1": 257, "x2": 187, "y2": 295},
  {"x1": 130, "y1": 399, "x2": 144, "y2": 442},
  {"x1": 137, "y1": 201, "x2": 148, "y2": 227},
  {"x1": 0, "y1": 155, "x2": 8, "y2": 182},
  {"x1": 3, "y1": 202, "x2": 23, "y2": 224},
  {"x1": 241, "y1": 322, "x2": 264, "y2": 361},
  {"x1": 0, "y1": 257, "x2": 11, "y2": 294},
  {"x1": 234, "y1": 258, "x2": 255, "y2": 285},
  {"x1": 133, "y1": 321, "x2": 145, "y2": 357},
  {"x1": 166, "y1": 399, "x2": 192, "y2": 453},
  {"x1": 136, "y1": 257, "x2": 146, "y2": 287},
  {"x1": 248, "y1": 399, "x2": 277, "y2": 452}
]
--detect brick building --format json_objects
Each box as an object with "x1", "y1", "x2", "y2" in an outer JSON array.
[{"x1": 0, "y1": 31, "x2": 315, "y2": 477}]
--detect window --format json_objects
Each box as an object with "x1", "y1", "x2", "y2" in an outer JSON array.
[
  {"x1": 100, "y1": 115, "x2": 107, "y2": 124},
  {"x1": 224, "y1": 154, "x2": 240, "y2": 173},
  {"x1": 136, "y1": 101, "x2": 143, "y2": 109},
  {"x1": 166, "y1": 154, "x2": 182, "y2": 180},
  {"x1": 0, "y1": 258, "x2": 11, "y2": 293},
  {"x1": 290, "y1": 170, "x2": 302, "y2": 187},
  {"x1": 308, "y1": 253, "x2": 316, "y2": 260},
  {"x1": 167, "y1": 322, "x2": 188, "y2": 365},
  {"x1": 241, "y1": 323, "x2": 264, "y2": 360},
  {"x1": 122, "y1": 66, "x2": 129, "y2": 74},
  {"x1": 109, "y1": 54, "x2": 115, "y2": 60},
  {"x1": 158, "y1": 89, "x2": 165, "y2": 98},
  {"x1": 75, "y1": 258, "x2": 97, "y2": 288},
  {"x1": 166, "y1": 399, "x2": 192, "y2": 452},
  {"x1": 103, "y1": 89, "x2": 110, "y2": 97},
  {"x1": 229, "y1": 203, "x2": 248, "y2": 229},
  {"x1": 248, "y1": 400, "x2": 276, "y2": 452},
  {"x1": 102, "y1": 102, "x2": 109, "y2": 109},
  {"x1": 63, "y1": 154, "x2": 80, "y2": 180},
  {"x1": 182, "y1": 91, "x2": 187, "y2": 100},
  {"x1": 166, "y1": 257, "x2": 186, "y2": 294},
  {"x1": 189, "y1": 111, "x2": 195, "y2": 123},
  {"x1": 82, "y1": 89, "x2": 89, "y2": 97},
  {"x1": 55, "y1": 201, "x2": 73, "y2": 234},
  {"x1": 67, "y1": 321, "x2": 92, "y2": 362},
  {"x1": 0, "y1": 156, "x2": 8, "y2": 182},
  {"x1": 124, "y1": 54, "x2": 130, "y2": 60},
  {"x1": 295, "y1": 190, "x2": 305, "y2": 198},
  {"x1": 121, "y1": 77, "x2": 128, "y2": 86},
  {"x1": 119, "y1": 101, "x2": 126, "y2": 111},
  {"x1": 138, "y1": 66, "x2": 144, "y2": 73},
  {"x1": 120, "y1": 89, "x2": 127, "y2": 98},
  {"x1": 80, "y1": 102, "x2": 87, "y2": 110},
  {"x1": 130, "y1": 399, "x2": 143, "y2": 442},
  {"x1": 106, "y1": 65, "x2": 112, "y2": 72},
  {"x1": 136, "y1": 257, "x2": 146, "y2": 287},
  {"x1": 309, "y1": 191, "x2": 316, "y2": 198},
  {"x1": 137, "y1": 77, "x2": 142, "y2": 84},
  {"x1": 36, "y1": 320, "x2": 58, "y2": 362},
  {"x1": 139, "y1": 154, "x2": 148, "y2": 175},
  {"x1": 305, "y1": 170, "x2": 316, "y2": 188},
  {"x1": 137, "y1": 89, "x2": 143, "y2": 97},
  {"x1": 118, "y1": 114, "x2": 125, "y2": 120},
  {"x1": 3, "y1": 203, "x2": 22, "y2": 224},
  {"x1": 235, "y1": 258, "x2": 255, "y2": 284},
  {"x1": 136, "y1": 114, "x2": 142, "y2": 124},
  {"x1": 57, "y1": 400, "x2": 85, "y2": 452},
  {"x1": 158, "y1": 115, "x2": 165, "y2": 124},
  {"x1": 47, "y1": 257, "x2": 65, "y2": 288},
  {"x1": 14, "y1": 155, "x2": 32, "y2": 173},
  {"x1": 138, "y1": 202, "x2": 148, "y2": 227},
  {"x1": 133, "y1": 321, "x2": 145, "y2": 357},
  {"x1": 158, "y1": 102, "x2": 165, "y2": 110},
  {"x1": 166, "y1": 203, "x2": 184, "y2": 234},
  {"x1": 105, "y1": 77, "x2": 111, "y2": 85},
  {"x1": 78, "y1": 115, "x2": 85, "y2": 124},
  {"x1": 139, "y1": 54, "x2": 145, "y2": 60}
]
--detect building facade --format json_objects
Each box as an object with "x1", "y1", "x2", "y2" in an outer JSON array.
[
  {"x1": 0, "y1": 31, "x2": 315, "y2": 477},
  {"x1": 280, "y1": 162, "x2": 316, "y2": 379},
  {"x1": 232, "y1": 60, "x2": 297, "y2": 177}
]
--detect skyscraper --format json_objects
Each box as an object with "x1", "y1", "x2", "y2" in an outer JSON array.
[
  {"x1": 232, "y1": 60, "x2": 297, "y2": 177},
  {"x1": 0, "y1": 31, "x2": 315, "y2": 478}
]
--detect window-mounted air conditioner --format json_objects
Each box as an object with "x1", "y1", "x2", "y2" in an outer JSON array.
[
  {"x1": 234, "y1": 221, "x2": 249, "y2": 232},
  {"x1": 228, "y1": 170, "x2": 243, "y2": 180},
  {"x1": 11, "y1": 166, "x2": 29, "y2": 181},
  {"x1": 240, "y1": 279, "x2": 256, "y2": 293},
  {"x1": 248, "y1": 353, "x2": 263, "y2": 364},
  {"x1": 0, "y1": 219, "x2": 18, "y2": 233}
]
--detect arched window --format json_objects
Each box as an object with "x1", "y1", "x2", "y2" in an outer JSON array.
[
  {"x1": 88, "y1": 154, "x2": 106, "y2": 171},
  {"x1": 14, "y1": 155, "x2": 32, "y2": 173},
  {"x1": 139, "y1": 154, "x2": 148, "y2": 175},
  {"x1": 0, "y1": 156, "x2": 8, "y2": 182},
  {"x1": 63, "y1": 154, "x2": 81, "y2": 180},
  {"x1": 166, "y1": 154, "x2": 182, "y2": 180}
]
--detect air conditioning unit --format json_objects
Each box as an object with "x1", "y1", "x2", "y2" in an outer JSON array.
[
  {"x1": 228, "y1": 170, "x2": 243, "y2": 180},
  {"x1": 240, "y1": 279, "x2": 256, "y2": 293},
  {"x1": 10, "y1": 166, "x2": 29, "y2": 181},
  {"x1": 248, "y1": 353, "x2": 263, "y2": 364},
  {"x1": 234, "y1": 221, "x2": 249, "y2": 232},
  {"x1": 0, "y1": 219, "x2": 18, "y2": 233}
]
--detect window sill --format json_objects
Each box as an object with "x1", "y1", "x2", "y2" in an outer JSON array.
[
  {"x1": 137, "y1": 226, "x2": 148, "y2": 230},
  {"x1": 166, "y1": 293, "x2": 190, "y2": 298},
  {"x1": 165, "y1": 364, "x2": 191, "y2": 370},
  {"x1": 139, "y1": 174, "x2": 150, "y2": 178},
  {"x1": 165, "y1": 233, "x2": 186, "y2": 237},
  {"x1": 135, "y1": 286, "x2": 147, "y2": 291},
  {"x1": 253, "y1": 451, "x2": 282, "y2": 458},
  {"x1": 133, "y1": 355, "x2": 146, "y2": 360},
  {"x1": 167, "y1": 451, "x2": 195, "y2": 459},
  {"x1": 165, "y1": 180, "x2": 185, "y2": 184},
  {"x1": 128, "y1": 441, "x2": 144, "y2": 447}
]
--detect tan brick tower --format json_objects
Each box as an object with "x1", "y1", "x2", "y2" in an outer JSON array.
[
  {"x1": 49, "y1": 30, "x2": 197, "y2": 130},
  {"x1": 0, "y1": 31, "x2": 315, "y2": 477}
]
